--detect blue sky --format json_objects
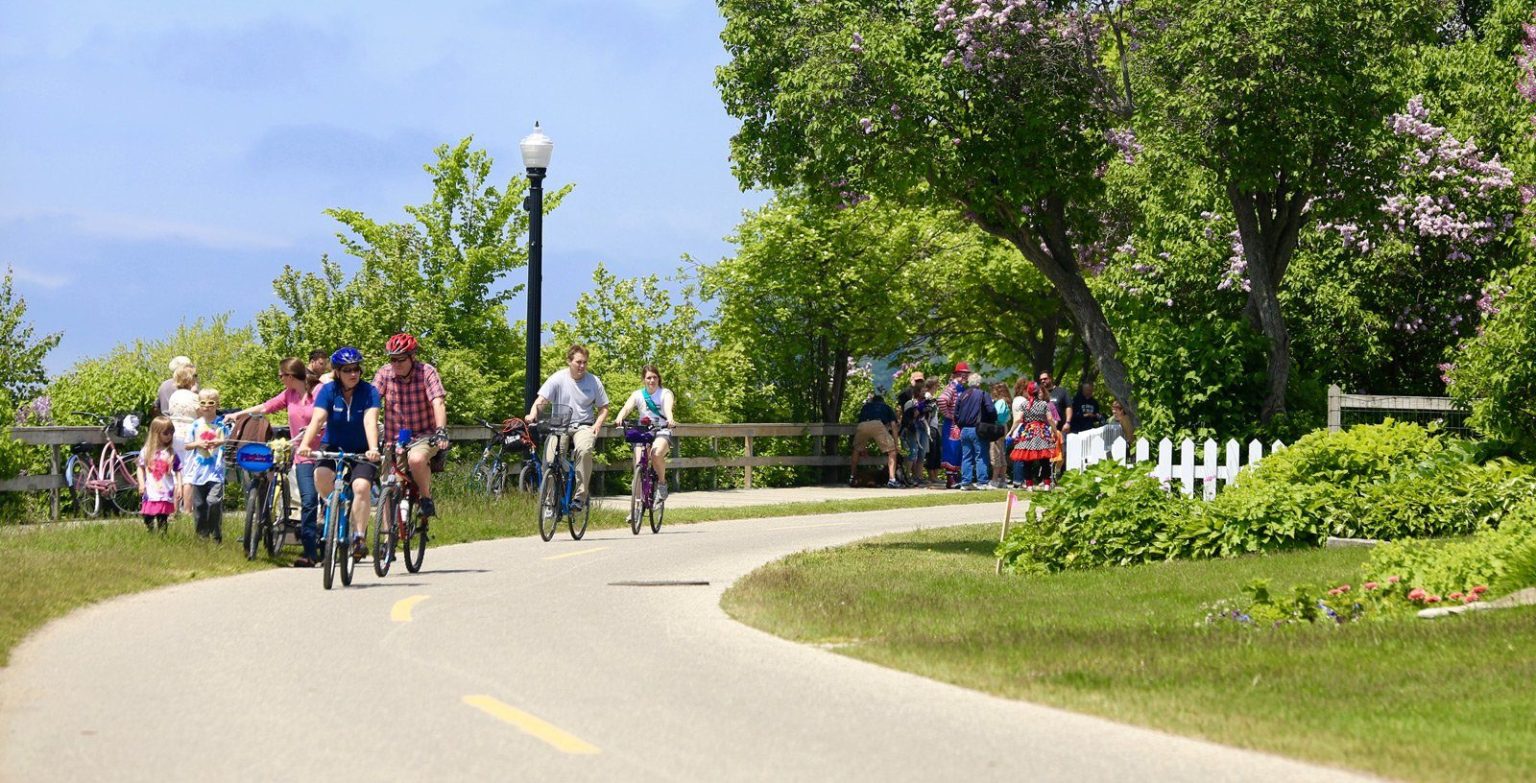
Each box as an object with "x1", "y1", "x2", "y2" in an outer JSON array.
[{"x1": 0, "y1": 0, "x2": 768, "y2": 373}]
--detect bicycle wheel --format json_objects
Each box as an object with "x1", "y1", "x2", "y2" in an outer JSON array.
[
  {"x1": 321, "y1": 503, "x2": 338, "y2": 590},
  {"x1": 243, "y1": 481, "x2": 265, "y2": 560},
  {"x1": 67, "y1": 454, "x2": 100, "y2": 518},
  {"x1": 537, "y1": 466, "x2": 561, "y2": 542},
  {"x1": 402, "y1": 500, "x2": 426, "y2": 573},
  {"x1": 569, "y1": 487, "x2": 590, "y2": 541},
  {"x1": 629, "y1": 464, "x2": 644, "y2": 535},
  {"x1": 373, "y1": 490, "x2": 396, "y2": 577},
  {"x1": 264, "y1": 473, "x2": 289, "y2": 557},
  {"x1": 470, "y1": 456, "x2": 493, "y2": 495},
  {"x1": 517, "y1": 462, "x2": 538, "y2": 494},
  {"x1": 489, "y1": 464, "x2": 508, "y2": 497},
  {"x1": 339, "y1": 511, "x2": 356, "y2": 587},
  {"x1": 649, "y1": 470, "x2": 664, "y2": 534},
  {"x1": 108, "y1": 452, "x2": 140, "y2": 515}
]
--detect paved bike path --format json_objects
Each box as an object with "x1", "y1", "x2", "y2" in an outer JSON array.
[{"x1": 0, "y1": 505, "x2": 1379, "y2": 782}]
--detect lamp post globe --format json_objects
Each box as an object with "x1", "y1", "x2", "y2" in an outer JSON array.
[{"x1": 520, "y1": 122, "x2": 553, "y2": 413}]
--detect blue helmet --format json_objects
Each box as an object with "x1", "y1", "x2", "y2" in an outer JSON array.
[{"x1": 330, "y1": 347, "x2": 363, "y2": 368}]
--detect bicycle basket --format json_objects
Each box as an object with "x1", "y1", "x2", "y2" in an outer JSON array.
[
  {"x1": 623, "y1": 426, "x2": 655, "y2": 444},
  {"x1": 113, "y1": 413, "x2": 141, "y2": 439}
]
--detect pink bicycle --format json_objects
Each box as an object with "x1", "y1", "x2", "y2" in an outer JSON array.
[{"x1": 64, "y1": 411, "x2": 142, "y2": 517}]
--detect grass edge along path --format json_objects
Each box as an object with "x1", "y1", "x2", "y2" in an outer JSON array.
[
  {"x1": 0, "y1": 488, "x2": 996, "y2": 667},
  {"x1": 721, "y1": 523, "x2": 1536, "y2": 783}
]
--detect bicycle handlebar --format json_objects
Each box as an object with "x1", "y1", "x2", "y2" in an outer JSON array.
[{"x1": 307, "y1": 450, "x2": 372, "y2": 462}]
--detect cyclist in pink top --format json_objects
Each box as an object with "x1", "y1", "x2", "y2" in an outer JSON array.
[{"x1": 230, "y1": 358, "x2": 326, "y2": 566}]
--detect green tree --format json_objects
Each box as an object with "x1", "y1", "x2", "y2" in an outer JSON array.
[
  {"x1": 256, "y1": 137, "x2": 569, "y2": 422},
  {"x1": 716, "y1": 0, "x2": 1146, "y2": 424},
  {"x1": 1134, "y1": 0, "x2": 1443, "y2": 422},
  {"x1": 1448, "y1": 264, "x2": 1536, "y2": 453},
  {"x1": 0, "y1": 267, "x2": 60, "y2": 414}
]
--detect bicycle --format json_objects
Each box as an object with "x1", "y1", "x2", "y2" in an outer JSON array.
[
  {"x1": 310, "y1": 450, "x2": 368, "y2": 590},
  {"x1": 373, "y1": 431, "x2": 437, "y2": 576},
  {"x1": 234, "y1": 417, "x2": 295, "y2": 561},
  {"x1": 621, "y1": 418, "x2": 667, "y2": 535},
  {"x1": 64, "y1": 411, "x2": 142, "y2": 517},
  {"x1": 469, "y1": 418, "x2": 538, "y2": 496},
  {"x1": 533, "y1": 404, "x2": 591, "y2": 542}
]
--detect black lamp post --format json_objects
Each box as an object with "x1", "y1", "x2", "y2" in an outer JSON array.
[{"x1": 520, "y1": 122, "x2": 553, "y2": 412}]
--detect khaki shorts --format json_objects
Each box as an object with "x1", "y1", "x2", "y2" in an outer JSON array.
[
  {"x1": 407, "y1": 439, "x2": 447, "y2": 472},
  {"x1": 853, "y1": 420, "x2": 897, "y2": 454}
]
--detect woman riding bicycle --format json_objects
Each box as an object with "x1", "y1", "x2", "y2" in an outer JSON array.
[
  {"x1": 611, "y1": 365, "x2": 677, "y2": 501},
  {"x1": 296, "y1": 347, "x2": 381, "y2": 561},
  {"x1": 230, "y1": 357, "x2": 326, "y2": 567}
]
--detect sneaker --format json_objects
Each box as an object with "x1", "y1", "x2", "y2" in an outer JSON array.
[
  {"x1": 657, "y1": 484, "x2": 668, "y2": 502},
  {"x1": 292, "y1": 557, "x2": 316, "y2": 568},
  {"x1": 849, "y1": 477, "x2": 858, "y2": 488},
  {"x1": 571, "y1": 498, "x2": 586, "y2": 513},
  {"x1": 351, "y1": 537, "x2": 367, "y2": 561},
  {"x1": 419, "y1": 497, "x2": 437, "y2": 519},
  {"x1": 959, "y1": 483, "x2": 977, "y2": 491},
  {"x1": 885, "y1": 479, "x2": 903, "y2": 489}
]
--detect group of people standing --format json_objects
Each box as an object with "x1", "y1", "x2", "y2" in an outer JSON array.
[{"x1": 859, "y1": 362, "x2": 1133, "y2": 491}]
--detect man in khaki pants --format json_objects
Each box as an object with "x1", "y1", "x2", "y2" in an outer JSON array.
[{"x1": 526, "y1": 344, "x2": 610, "y2": 511}]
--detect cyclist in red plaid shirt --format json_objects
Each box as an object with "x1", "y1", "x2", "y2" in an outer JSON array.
[{"x1": 374, "y1": 333, "x2": 449, "y2": 523}]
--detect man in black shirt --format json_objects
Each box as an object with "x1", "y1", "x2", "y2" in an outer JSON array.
[
  {"x1": 851, "y1": 392, "x2": 902, "y2": 489},
  {"x1": 1072, "y1": 380, "x2": 1104, "y2": 431},
  {"x1": 1038, "y1": 371, "x2": 1073, "y2": 432}
]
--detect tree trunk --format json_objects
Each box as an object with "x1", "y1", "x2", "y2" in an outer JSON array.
[
  {"x1": 966, "y1": 211, "x2": 1138, "y2": 428},
  {"x1": 1032, "y1": 310, "x2": 1060, "y2": 379},
  {"x1": 1227, "y1": 183, "x2": 1307, "y2": 424}
]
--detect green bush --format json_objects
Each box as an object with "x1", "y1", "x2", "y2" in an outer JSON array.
[
  {"x1": 1364, "y1": 495, "x2": 1536, "y2": 598},
  {"x1": 1000, "y1": 423, "x2": 1534, "y2": 575}
]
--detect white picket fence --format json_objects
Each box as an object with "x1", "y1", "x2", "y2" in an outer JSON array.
[{"x1": 1063, "y1": 427, "x2": 1286, "y2": 500}]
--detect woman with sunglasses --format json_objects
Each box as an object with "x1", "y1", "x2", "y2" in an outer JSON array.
[
  {"x1": 297, "y1": 347, "x2": 381, "y2": 561},
  {"x1": 230, "y1": 357, "x2": 326, "y2": 566}
]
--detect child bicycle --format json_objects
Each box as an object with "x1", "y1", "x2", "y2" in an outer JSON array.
[
  {"x1": 532, "y1": 404, "x2": 591, "y2": 542},
  {"x1": 621, "y1": 417, "x2": 668, "y2": 535},
  {"x1": 372, "y1": 430, "x2": 438, "y2": 576}
]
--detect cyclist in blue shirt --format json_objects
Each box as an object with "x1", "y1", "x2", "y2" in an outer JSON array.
[{"x1": 297, "y1": 347, "x2": 382, "y2": 560}]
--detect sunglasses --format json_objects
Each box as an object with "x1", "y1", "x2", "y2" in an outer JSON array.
[
  {"x1": 389, "y1": 356, "x2": 411, "y2": 364},
  {"x1": 338, "y1": 365, "x2": 363, "y2": 374}
]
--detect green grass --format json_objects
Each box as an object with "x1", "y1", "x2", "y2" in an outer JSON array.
[
  {"x1": 722, "y1": 524, "x2": 1536, "y2": 783},
  {"x1": 0, "y1": 486, "x2": 995, "y2": 667}
]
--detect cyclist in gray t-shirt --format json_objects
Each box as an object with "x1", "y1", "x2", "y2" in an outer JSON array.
[{"x1": 525, "y1": 344, "x2": 610, "y2": 509}]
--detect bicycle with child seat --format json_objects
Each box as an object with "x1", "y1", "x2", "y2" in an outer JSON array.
[
  {"x1": 469, "y1": 418, "x2": 538, "y2": 496},
  {"x1": 312, "y1": 449, "x2": 368, "y2": 590},
  {"x1": 621, "y1": 418, "x2": 667, "y2": 535},
  {"x1": 533, "y1": 404, "x2": 591, "y2": 542},
  {"x1": 64, "y1": 411, "x2": 142, "y2": 517},
  {"x1": 373, "y1": 431, "x2": 436, "y2": 576}
]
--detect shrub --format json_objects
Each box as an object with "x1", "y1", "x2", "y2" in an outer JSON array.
[
  {"x1": 1364, "y1": 495, "x2": 1536, "y2": 598},
  {"x1": 1448, "y1": 262, "x2": 1536, "y2": 457}
]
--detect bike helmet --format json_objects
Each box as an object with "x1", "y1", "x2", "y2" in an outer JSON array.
[
  {"x1": 330, "y1": 346, "x2": 364, "y2": 368},
  {"x1": 385, "y1": 332, "x2": 418, "y2": 356}
]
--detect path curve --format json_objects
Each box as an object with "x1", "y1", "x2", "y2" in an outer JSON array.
[{"x1": 0, "y1": 505, "x2": 1377, "y2": 782}]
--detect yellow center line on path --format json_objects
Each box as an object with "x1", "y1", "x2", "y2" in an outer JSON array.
[
  {"x1": 391, "y1": 595, "x2": 430, "y2": 622},
  {"x1": 463, "y1": 695, "x2": 601, "y2": 755},
  {"x1": 542, "y1": 546, "x2": 610, "y2": 561},
  {"x1": 766, "y1": 522, "x2": 851, "y2": 531}
]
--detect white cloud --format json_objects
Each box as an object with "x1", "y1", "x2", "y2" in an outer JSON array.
[
  {"x1": 6, "y1": 263, "x2": 72, "y2": 290},
  {"x1": 0, "y1": 208, "x2": 291, "y2": 251}
]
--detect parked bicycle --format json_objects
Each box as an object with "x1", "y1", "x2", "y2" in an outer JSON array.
[
  {"x1": 373, "y1": 430, "x2": 437, "y2": 576},
  {"x1": 469, "y1": 418, "x2": 538, "y2": 496},
  {"x1": 64, "y1": 411, "x2": 142, "y2": 517},
  {"x1": 311, "y1": 449, "x2": 366, "y2": 590},
  {"x1": 534, "y1": 405, "x2": 591, "y2": 542},
  {"x1": 621, "y1": 418, "x2": 667, "y2": 534}
]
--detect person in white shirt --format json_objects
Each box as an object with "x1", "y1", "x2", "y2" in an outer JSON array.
[
  {"x1": 525, "y1": 344, "x2": 610, "y2": 510},
  {"x1": 612, "y1": 365, "x2": 678, "y2": 501}
]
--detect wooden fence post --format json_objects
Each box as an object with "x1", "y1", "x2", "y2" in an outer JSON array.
[
  {"x1": 743, "y1": 434, "x2": 754, "y2": 489},
  {"x1": 1327, "y1": 384, "x2": 1343, "y2": 433}
]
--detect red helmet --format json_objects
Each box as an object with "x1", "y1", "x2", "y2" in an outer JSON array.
[{"x1": 385, "y1": 332, "x2": 418, "y2": 356}]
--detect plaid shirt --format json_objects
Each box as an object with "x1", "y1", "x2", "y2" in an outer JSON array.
[{"x1": 373, "y1": 361, "x2": 447, "y2": 444}]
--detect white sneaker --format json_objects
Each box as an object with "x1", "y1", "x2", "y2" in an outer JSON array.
[{"x1": 657, "y1": 483, "x2": 668, "y2": 501}]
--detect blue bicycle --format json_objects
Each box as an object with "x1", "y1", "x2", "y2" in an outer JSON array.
[
  {"x1": 312, "y1": 449, "x2": 367, "y2": 590},
  {"x1": 534, "y1": 406, "x2": 591, "y2": 542}
]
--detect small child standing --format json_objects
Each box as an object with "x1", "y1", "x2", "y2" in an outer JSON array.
[
  {"x1": 186, "y1": 388, "x2": 229, "y2": 542},
  {"x1": 137, "y1": 416, "x2": 180, "y2": 532}
]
